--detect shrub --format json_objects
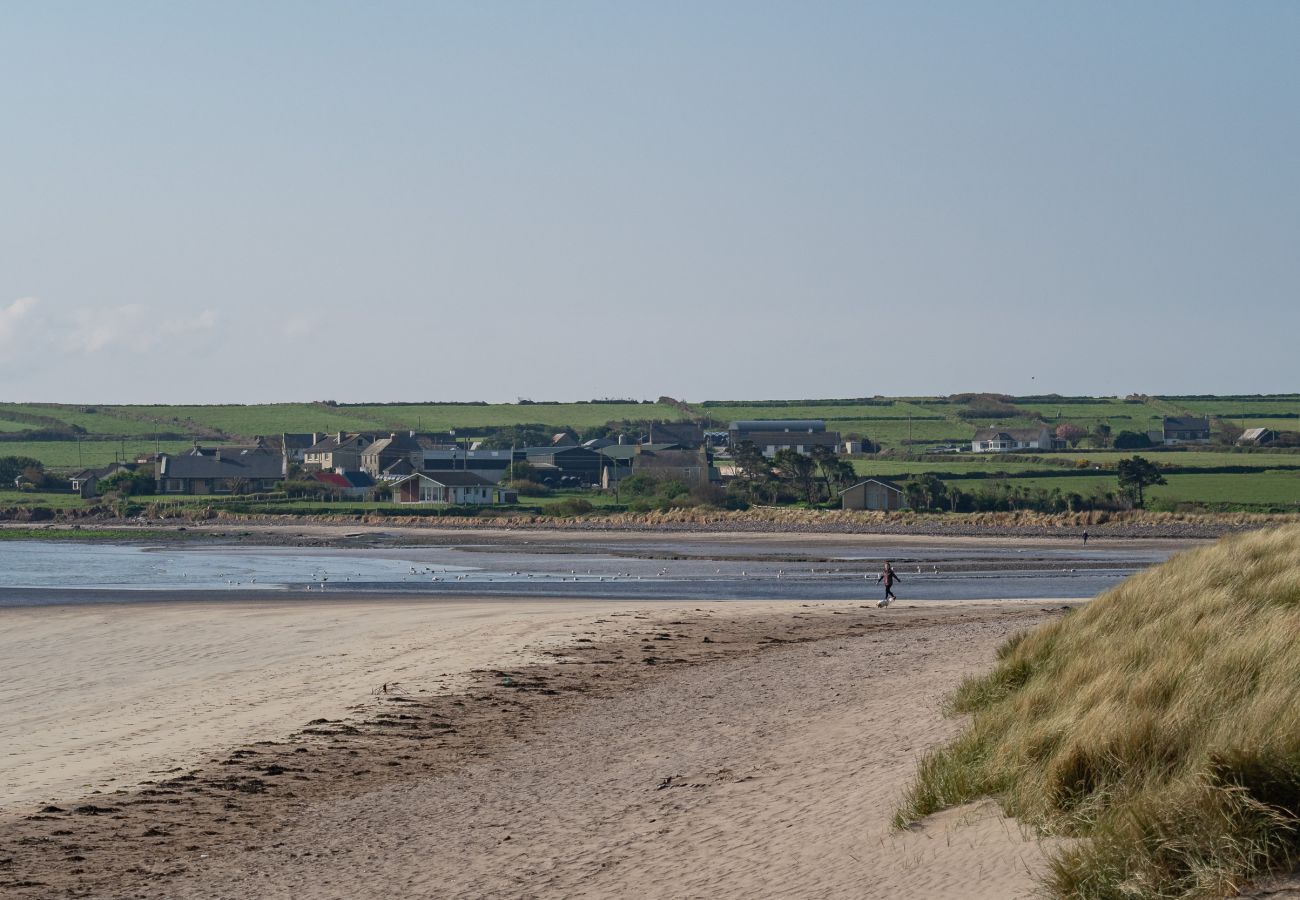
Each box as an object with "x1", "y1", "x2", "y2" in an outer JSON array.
[{"x1": 549, "y1": 497, "x2": 593, "y2": 517}]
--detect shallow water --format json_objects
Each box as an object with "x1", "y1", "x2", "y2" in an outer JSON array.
[{"x1": 0, "y1": 537, "x2": 1180, "y2": 607}]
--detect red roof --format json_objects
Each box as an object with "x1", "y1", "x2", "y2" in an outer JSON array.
[{"x1": 313, "y1": 472, "x2": 351, "y2": 488}]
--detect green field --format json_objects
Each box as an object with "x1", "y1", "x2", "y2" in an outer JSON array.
[
  {"x1": 0, "y1": 440, "x2": 195, "y2": 469},
  {"x1": 0, "y1": 489, "x2": 90, "y2": 509},
  {"x1": 341, "y1": 402, "x2": 690, "y2": 432},
  {"x1": 0, "y1": 395, "x2": 1296, "y2": 510},
  {"x1": 1019, "y1": 450, "x2": 1300, "y2": 470},
  {"x1": 105, "y1": 404, "x2": 395, "y2": 437},
  {"x1": 939, "y1": 471, "x2": 1300, "y2": 509}
]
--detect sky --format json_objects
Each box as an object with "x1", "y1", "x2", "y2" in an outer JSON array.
[{"x1": 2, "y1": 2, "x2": 1297, "y2": 404}]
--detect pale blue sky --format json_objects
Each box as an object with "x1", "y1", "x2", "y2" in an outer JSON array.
[{"x1": 2, "y1": 2, "x2": 1296, "y2": 403}]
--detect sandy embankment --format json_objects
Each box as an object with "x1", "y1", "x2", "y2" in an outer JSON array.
[{"x1": 1, "y1": 598, "x2": 1063, "y2": 899}]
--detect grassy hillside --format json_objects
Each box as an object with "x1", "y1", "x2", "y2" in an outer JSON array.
[
  {"x1": 897, "y1": 526, "x2": 1300, "y2": 898},
  {"x1": 0, "y1": 396, "x2": 1297, "y2": 510}
]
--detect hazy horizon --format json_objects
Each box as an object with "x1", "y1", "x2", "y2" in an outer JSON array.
[{"x1": 3, "y1": 3, "x2": 1297, "y2": 404}]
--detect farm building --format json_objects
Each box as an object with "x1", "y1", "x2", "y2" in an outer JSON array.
[
  {"x1": 839, "y1": 479, "x2": 908, "y2": 511},
  {"x1": 1238, "y1": 427, "x2": 1276, "y2": 446},
  {"x1": 520, "y1": 446, "x2": 602, "y2": 485},
  {"x1": 728, "y1": 420, "x2": 842, "y2": 457}
]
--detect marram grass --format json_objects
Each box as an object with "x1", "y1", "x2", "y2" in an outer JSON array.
[{"x1": 896, "y1": 525, "x2": 1300, "y2": 898}]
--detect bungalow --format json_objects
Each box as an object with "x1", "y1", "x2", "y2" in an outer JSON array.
[
  {"x1": 971, "y1": 427, "x2": 1054, "y2": 453},
  {"x1": 389, "y1": 471, "x2": 497, "y2": 505},
  {"x1": 156, "y1": 450, "x2": 286, "y2": 494},
  {"x1": 1161, "y1": 416, "x2": 1211, "y2": 445},
  {"x1": 839, "y1": 478, "x2": 908, "y2": 511}
]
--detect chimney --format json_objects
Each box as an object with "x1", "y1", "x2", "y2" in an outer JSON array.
[{"x1": 337, "y1": 432, "x2": 346, "y2": 444}]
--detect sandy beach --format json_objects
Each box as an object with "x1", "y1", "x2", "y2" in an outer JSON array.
[{"x1": 0, "y1": 592, "x2": 1069, "y2": 898}]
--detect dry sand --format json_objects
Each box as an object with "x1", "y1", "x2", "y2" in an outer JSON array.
[
  {"x1": 0, "y1": 598, "x2": 647, "y2": 810},
  {"x1": 1, "y1": 597, "x2": 1065, "y2": 899}
]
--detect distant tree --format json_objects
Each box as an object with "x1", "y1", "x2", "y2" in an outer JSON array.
[
  {"x1": 1055, "y1": 424, "x2": 1086, "y2": 446},
  {"x1": 501, "y1": 461, "x2": 540, "y2": 483},
  {"x1": 1113, "y1": 430, "x2": 1154, "y2": 450},
  {"x1": 0, "y1": 456, "x2": 43, "y2": 485},
  {"x1": 1083, "y1": 423, "x2": 1114, "y2": 448},
  {"x1": 773, "y1": 449, "x2": 817, "y2": 503},
  {"x1": 1116, "y1": 456, "x2": 1166, "y2": 508},
  {"x1": 730, "y1": 441, "x2": 774, "y2": 502},
  {"x1": 1215, "y1": 421, "x2": 1243, "y2": 445},
  {"x1": 902, "y1": 473, "x2": 947, "y2": 510},
  {"x1": 808, "y1": 445, "x2": 848, "y2": 501},
  {"x1": 831, "y1": 459, "x2": 858, "y2": 495}
]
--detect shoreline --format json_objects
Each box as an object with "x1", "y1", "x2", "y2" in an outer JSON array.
[
  {"x1": 3, "y1": 508, "x2": 1283, "y2": 542},
  {"x1": 1, "y1": 598, "x2": 1065, "y2": 899}
]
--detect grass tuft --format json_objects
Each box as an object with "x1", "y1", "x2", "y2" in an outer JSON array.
[{"x1": 896, "y1": 525, "x2": 1300, "y2": 897}]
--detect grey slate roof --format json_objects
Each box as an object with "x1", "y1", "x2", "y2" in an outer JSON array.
[
  {"x1": 159, "y1": 451, "x2": 285, "y2": 480},
  {"x1": 1163, "y1": 416, "x2": 1210, "y2": 431}
]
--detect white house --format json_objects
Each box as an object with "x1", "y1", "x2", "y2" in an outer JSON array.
[{"x1": 971, "y1": 427, "x2": 1055, "y2": 453}]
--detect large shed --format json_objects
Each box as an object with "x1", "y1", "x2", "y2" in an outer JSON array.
[{"x1": 839, "y1": 478, "x2": 907, "y2": 511}]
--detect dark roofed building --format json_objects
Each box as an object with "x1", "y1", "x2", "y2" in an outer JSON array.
[
  {"x1": 281, "y1": 433, "x2": 320, "y2": 463},
  {"x1": 520, "y1": 446, "x2": 601, "y2": 485},
  {"x1": 1162, "y1": 416, "x2": 1211, "y2": 445},
  {"x1": 361, "y1": 433, "x2": 423, "y2": 477},
  {"x1": 648, "y1": 422, "x2": 705, "y2": 447},
  {"x1": 728, "y1": 419, "x2": 840, "y2": 457},
  {"x1": 157, "y1": 449, "x2": 286, "y2": 494}
]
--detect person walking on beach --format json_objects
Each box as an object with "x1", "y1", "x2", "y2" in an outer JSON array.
[
  {"x1": 1082, "y1": 530, "x2": 1090, "y2": 545},
  {"x1": 876, "y1": 561, "x2": 901, "y2": 608}
]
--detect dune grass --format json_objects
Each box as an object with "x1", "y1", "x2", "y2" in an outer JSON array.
[{"x1": 896, "y1": 525, "x2": 1300, "y2": 898}]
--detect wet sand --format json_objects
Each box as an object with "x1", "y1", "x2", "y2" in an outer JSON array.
[{"x1": 0, "y1": 596, "x2": 1068, "y2": 899}]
